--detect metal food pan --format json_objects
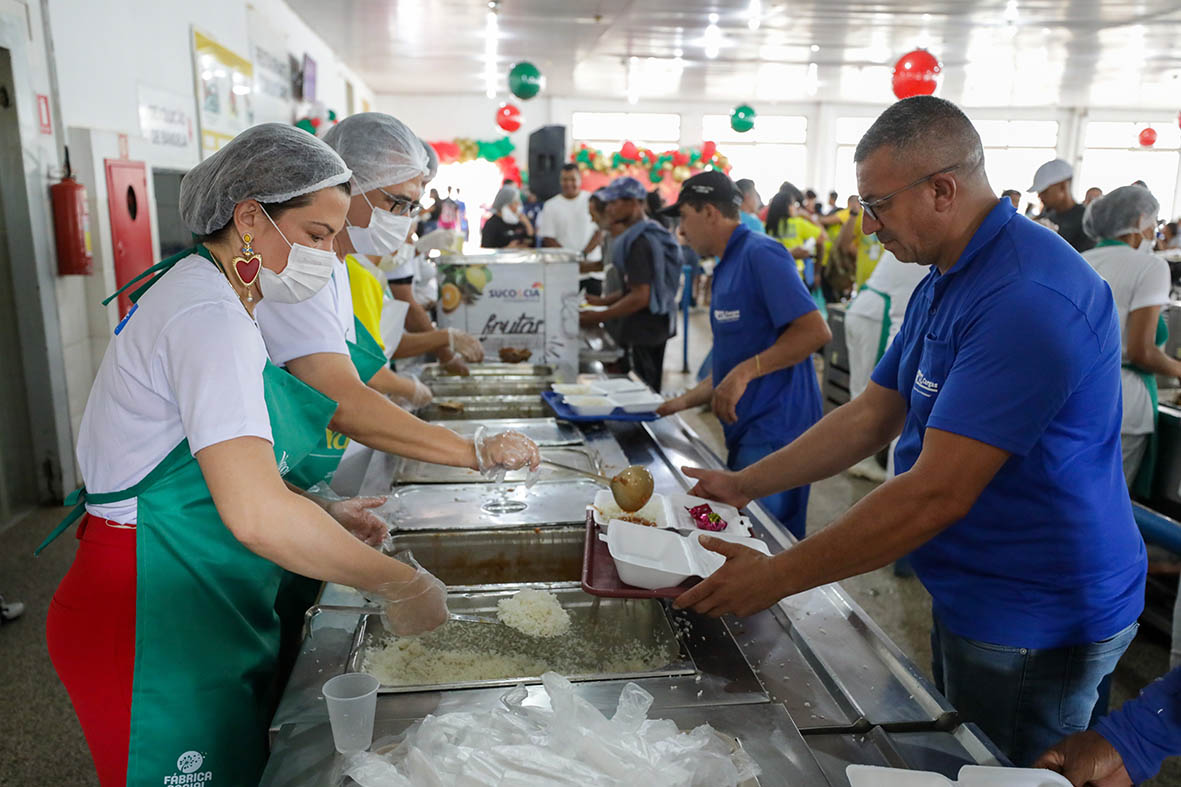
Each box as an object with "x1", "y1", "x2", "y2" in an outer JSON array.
[
  {"x1": 427, "y1": 378, "x2": 553, "y2": 397},
  {"x1": 378, "y1": 478, "x2": 601, "y2": 529},
  {"x1": 347, "y1": 586, "x2": 695, "y2": 693},
  {"x1": 430, "y1": 417, "x2": 583, "y2": 446},
  {"x1": 420, "y1": 395, "x2": 547, "y2": 421},
  {"x1": 419, "y1": 362, "x2": 555, "y2": 380},
  {"x1": 385, "y1": 526, "x2": 585, "y2": 590},
  {"x1": 393, "y1": 445, "x2": 599, "y2": 485}
]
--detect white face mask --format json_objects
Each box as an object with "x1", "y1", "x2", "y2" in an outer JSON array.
[
  {"x1": 257, "y1": 207, "x2": 337, "y2": 303},
  {"x1": 500, "y1": 205, "x2": 520, "y2": 225},
  {"x1": 347, "y1": 183, "x2": 415, "y2": 255}
]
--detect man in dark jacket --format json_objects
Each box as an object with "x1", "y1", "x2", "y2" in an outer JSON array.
[{"x1": 580, "y1": 176, "x2": 680, "y2": 391}]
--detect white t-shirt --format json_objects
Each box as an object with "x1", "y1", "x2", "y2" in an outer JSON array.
[
  {"x1": 255, "y1": 259, "x2": 355, "y2": 366},
  {"x1": 846, "y1": 250, "x2": 930, "y2": 326},
  {"x1": 77, "y1": 254, "x2": 272, "y2": 524},
  {"x1": 537, "y1": 191, "x2": 597, "y2": 258},
  {"x1": 1084, "y1": 243, "x2": 1172, "y2": 435}
]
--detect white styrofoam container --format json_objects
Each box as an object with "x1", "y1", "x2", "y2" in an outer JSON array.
[
  {"x1": 551, "y1": 383, "x2": 593, "y2": 396},
  {"x1": 846, "y1": 765, "x2": 1071, "y2": 787},
  {"x1": 590, "y1": 490, "x2": 670, "y2": 529},
  {"x1": 588, "y1": 378, "x2": 649, "y2": 395},
  {"x1": 590, "y1": 491, "x2": 752, "y2": 537},
  {"x1": 609, "y1": 391, "x2": 666, "y2": 413},
  {"x1": 563, "y1": 395, "x2": 615, "y2": 416},
  {"x1": 606, "y1": 520, "x2": 772, "y2": 590}
]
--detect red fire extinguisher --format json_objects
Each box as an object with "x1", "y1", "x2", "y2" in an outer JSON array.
[{"x1": 51, "y1": 146, "x2": 93, "y2": 276}]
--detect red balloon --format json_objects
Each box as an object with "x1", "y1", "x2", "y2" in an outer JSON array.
[
  {"x1": 701, "y1": 140, "x2": 717, "y2": 161},
  {"x1": 673, "y1": 151, "x2": 690, "y2": 167},
  {"x1": 496, "y1": 103, "x2": 522, "y2": 133},
  {"x1": 1139, "y1": 127, "x2": 1158, "y2": 147},
  {"x1": 309, "y1": 117, "x2": 322, "y2": 128},
  {"x1": 892, "y1": 49, "x2": 941, "y2": 99},
  {"x1": 431, "y1": 140, "x2": 460, "y2": 164},
  {"x1": 620, "y1": 140, "x2": 639, "y2": 161}
]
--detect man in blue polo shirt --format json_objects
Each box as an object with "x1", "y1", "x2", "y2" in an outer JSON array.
[
  {"x1": 673, "y1": 96, "x2": 1147, "y2": 767},
  {"x1": 656, "y1": 171, "x2": 830, "y2": 539}
]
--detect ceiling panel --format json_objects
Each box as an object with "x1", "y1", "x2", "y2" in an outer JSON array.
[{"x1": 286, "y1": 0, "x2": 1181, "y2": 108}]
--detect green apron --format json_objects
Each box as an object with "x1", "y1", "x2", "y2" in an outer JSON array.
[
  {"x1": 859, "y1": 285, "x2": 894, "y2": 362},
  {"x1": 1098, "y1": 239, "x2": 1170, "y2": 498},
  {"x1": 272, "y1": 274, "x2": 389, "y2": 688},
  {"x1": 39, "y1": 245, "x2": 338, "y2": 785}
]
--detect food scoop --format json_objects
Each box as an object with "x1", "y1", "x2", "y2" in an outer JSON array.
[{"x1": 540, "y1": 460, "x2": 655, "y2": 512}]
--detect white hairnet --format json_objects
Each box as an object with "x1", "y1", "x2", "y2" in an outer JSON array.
[
  {"x1": 1083, "y1": 185, "x2": 1159, "y2": 241},
  {"x1": 421, "y1": 138, "x2": 438, "y2": 182},
  {"x1": 179, "y1": 123, "x2": 351, "y2": 236},
  {"x1": 321, "y1": 112, "x2": 430, "y2": 195},
  {"x1": 492, "y1": 185, "x2": 519, "y2": 213}
]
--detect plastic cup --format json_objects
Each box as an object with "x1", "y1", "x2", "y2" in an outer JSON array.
[{"x1": 322, "y1": 672, "x2": 380, "y2": 754}]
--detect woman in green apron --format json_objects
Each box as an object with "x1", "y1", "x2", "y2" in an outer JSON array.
[
  {"x1": 44, "y1": 124, "x2": 449, "y2": 787},
  {"x1": 253, "y1": 112, "x2": 540, "y2": 488},
  {"x1": 1080, "y1": 185, "x2": 1178, "y2": 494}
]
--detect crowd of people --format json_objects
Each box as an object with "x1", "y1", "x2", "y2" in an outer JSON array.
[{"x1": 22, "y1": 90, "x2": 1181, "y2": 785}]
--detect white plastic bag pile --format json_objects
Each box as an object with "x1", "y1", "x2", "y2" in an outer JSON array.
[{"x1": 342, "y1": 671, "x2": 761, "y2": 787}]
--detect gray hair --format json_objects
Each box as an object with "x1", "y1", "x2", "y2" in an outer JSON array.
[{"x1": 855, "y1": 96, "x2": 984, "y2": 172}]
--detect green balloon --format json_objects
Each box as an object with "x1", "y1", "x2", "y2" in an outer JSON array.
[
  {"x1": 509, "y1": 61, "x2": 543, "y2": 100},
  {"x1": 730, "y1": 104, "x2": 756, "y2": 133},
  {"x1": 295, "y1": 118, "x2": 316, "y2": 134}
]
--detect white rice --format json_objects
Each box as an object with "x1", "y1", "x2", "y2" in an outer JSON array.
[{"x1": 496, "y1": 588, "x2": 571, "y2": 638}]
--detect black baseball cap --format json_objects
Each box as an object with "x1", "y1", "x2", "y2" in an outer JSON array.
[{"x1": 660, "y1": 170, "x2": 744, "y2": 217}]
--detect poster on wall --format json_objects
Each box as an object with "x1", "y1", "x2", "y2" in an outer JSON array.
[
  {"x1": 435, "y1": 257, "x2": 580, "y2": 378},
  {"x1": 250, "y1": 43, "x2": 293, "y2": 124},
  {"x1": 137, "y1": 85, "x2": 198, "y2": 164},
  {"x1": 191, "y1": 29, "x2": 254, "y2": 157}
]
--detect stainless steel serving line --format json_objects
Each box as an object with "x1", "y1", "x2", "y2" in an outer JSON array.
[{"x1": 264, "y1": 371, "x2": 1005, "y2": 783}]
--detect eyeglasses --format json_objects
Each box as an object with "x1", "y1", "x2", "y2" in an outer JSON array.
[
  {"x1": 377, "y1": 187, "x2": 424, "y2": 218},
  {"x1": 858, "y1": 163, "x2": 961, "y2": 222}
]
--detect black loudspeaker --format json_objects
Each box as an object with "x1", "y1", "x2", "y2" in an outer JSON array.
[{"x1": 528, "y1": 125, "x2": 566, "y2": 203}]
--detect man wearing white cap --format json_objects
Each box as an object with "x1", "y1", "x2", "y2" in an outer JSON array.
[{"x1": 1030, "y1": 158, "x2": 1094, "y2": 253}]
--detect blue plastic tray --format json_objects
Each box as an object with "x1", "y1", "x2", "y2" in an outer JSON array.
[{"x1": 541, "y1": 391, "x2": 661, "y2": 423}]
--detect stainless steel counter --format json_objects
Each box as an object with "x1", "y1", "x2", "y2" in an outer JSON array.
[{"x1": 264, "y1": 386, "x2": 1004, "y2": 783}]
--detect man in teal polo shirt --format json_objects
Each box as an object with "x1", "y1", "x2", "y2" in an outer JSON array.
[
  {"x1": 657, "y1": 171, "x2": 830, "y2": 538},
  {"x1": 673, "y1": 97, "x2": 1146, "y2": 766}
]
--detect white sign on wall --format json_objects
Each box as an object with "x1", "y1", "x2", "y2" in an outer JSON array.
[
  {"x1": 436, "y1": 257, "x2": 580, "y2": 378},
  {"x1": 137, "y1": 85, "x2": 197, "y2": 162}
]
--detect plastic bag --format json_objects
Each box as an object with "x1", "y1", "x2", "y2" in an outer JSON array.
[{"x1": 339, "y1": 671, "x2": 760, "y2": 786}]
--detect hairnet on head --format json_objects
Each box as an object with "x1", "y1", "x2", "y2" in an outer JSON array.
[
  {"x1": 321, "y1": 112, "x2": 429, "y2": 194},
  {"x1": 492, "y1": 185, "x2": 520, "y2": 213},
  {"x1": 421, "y1": 138, "x2": 438, "y2": 182},
  {"x1": 179, "y1": 123, "x2": 352, "y2": 236},
  {"x1": 1083, "y1": 185, "x2": 1159, "y2": 241}
]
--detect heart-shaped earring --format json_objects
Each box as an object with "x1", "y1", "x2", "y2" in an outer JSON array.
[{"x1": 231, "y1": 233, "x2": 262, "y2": 291}]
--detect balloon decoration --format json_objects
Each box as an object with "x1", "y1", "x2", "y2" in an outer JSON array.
[
  {"x1": 294, "y1": 103, "x2": 339, "y2": 136},
  {"x1": 730, "y1": 104, "x2": 756, "y2": 133},
  {"x1": 570, "y1": 140, "x2": 731, "y2": 199},
  {"x1": 428, "y1": 136, "x2": 522, "y2": 185},
  {"x1": 1139, "y1": 127, "x2": 1158, "y2": 147},
  {"x1": 892, "y1": 49, "x2": 941, "y2": 99},
  {"x1": 496, "y1": 103, "x2": 523, "y2": 133},
  {"x1": 508, "y1": 61, "x2": 543, "y2": 100}
]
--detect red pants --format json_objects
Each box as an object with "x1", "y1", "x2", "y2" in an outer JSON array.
[{"x1": 46, "y1": 515, "x2": 136, "y2": 786}]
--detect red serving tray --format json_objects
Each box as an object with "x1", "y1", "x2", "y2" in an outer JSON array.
[{"x1": 580, "y1": 509, "x2": 699, "y2": 599}]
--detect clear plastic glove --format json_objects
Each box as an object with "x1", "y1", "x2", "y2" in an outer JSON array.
[
  {"x1": 372, "y1": 552, "x2": 449, "y2": 636},
  {"x1": 440, "y1": 353, "x2": 470, "y2": 376},
  {"x1": 414, "y1": 228, "x2": 460, "y2": 255},
  {"x1": 391, "y1": 373, "x2": 433, "y2": 411},
  {"x1": 447, "y1": 328, "x2": 485, "y2": 363},
  {"x1": 327, "y1": 496, "x2": 390, "y2": 549},
  {"x1": 474, "y1": 426, "x2": 542, "y2": 481}
]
